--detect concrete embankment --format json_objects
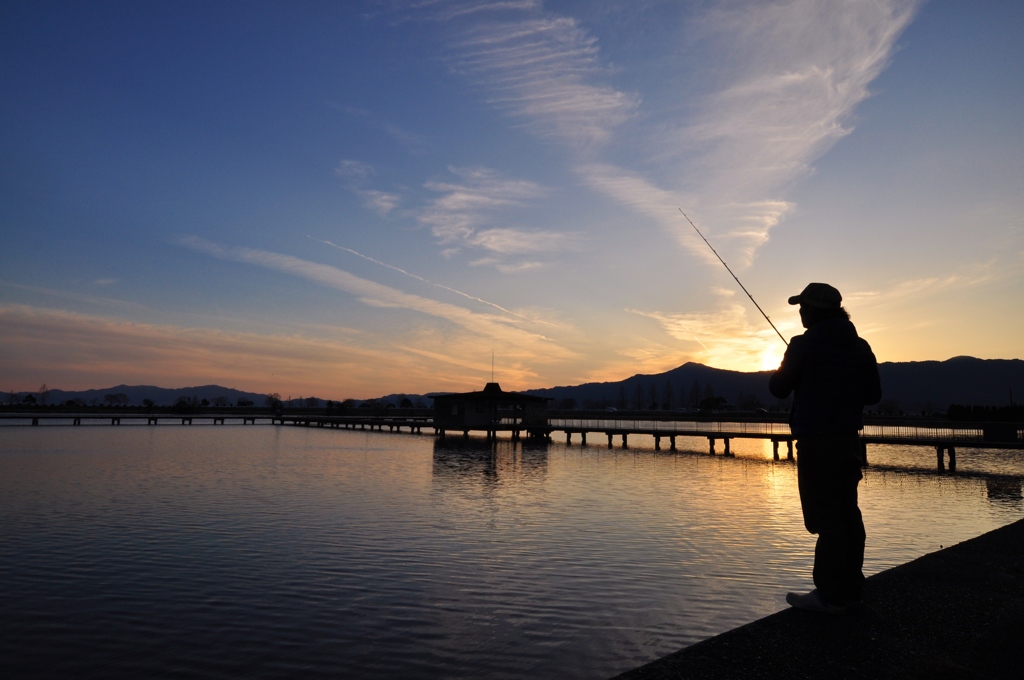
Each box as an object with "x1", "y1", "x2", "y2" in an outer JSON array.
[{"x1": 613, "y1": 517, "x2": 1024, "y2": 679}]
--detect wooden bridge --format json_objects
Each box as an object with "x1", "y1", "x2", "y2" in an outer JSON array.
[
  {"x1": 545, "y1": 414, "x2": 1022, "y2": 472},
  {"x1": 3, "y1": 411, "x2": 1020, "y2": 472}
]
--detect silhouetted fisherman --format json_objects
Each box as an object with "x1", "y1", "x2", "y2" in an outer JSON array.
[{"x1": 770, "y1": 282, "x2": 882, "y2": 614}]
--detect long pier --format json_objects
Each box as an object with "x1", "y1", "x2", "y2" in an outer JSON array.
[{"x1": 3, "y1": 412, "x2": 1020, "y2": 472}]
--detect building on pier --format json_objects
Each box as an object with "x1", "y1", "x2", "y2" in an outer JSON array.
[{"x1": 430, "y1": 383, "x2": 548, "y2": 438}]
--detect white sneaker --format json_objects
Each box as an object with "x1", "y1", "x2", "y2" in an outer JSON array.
[{"x1": 786, "y1": 589, "x2": 847, "y2": 614}]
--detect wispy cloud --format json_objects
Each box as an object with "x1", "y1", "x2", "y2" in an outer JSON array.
[
  {"x1": 468, "y1": 257, "x2": 544, "y2": 274},
  {"x1": 420, "y1": 0, "x2": 541, "y2": 22},
  {"x1": 360, "y1": 189, "x2": 401, "y2": 216},
  {"x1": 336, "y1": 159, "x2": 401, "y2": 216},
  {"x1": 467, "y1": 227, "x2": 575, "y2": 255},
  {"x1": 178, "y1": 236, "x2": 575, "y2": 363},
  {"x1": 662, "y1": 0, "x2": 919, "y2": 252},
  {"x1": 416, "y1": 1, "x2": 917, "y2": 264},
  {"x1": 564, "y1": 0, "x2": 922, "y2": 363},
  {"x1": 0, "y1": 280, "x2": 148, "y2": 311},
  {"x1": 390, "y1": 1, "x2": 922, "y2": 367},
  {"x1": 420, "y1": 167, "x2": 543, "y2": 241},
  {"x1": 846, "y1": 261, "x2": 998, "y2": 309},
  {"x1": 0, "y1": 303, "x2": 449, "y2": 397},
  {"x1": 419, "y1": 2, "x2": 637, "y2": 148},
  {"x1": 309, "y1": 236, "x2": 553, "y2": 324},
  {"x1": 630, "y1": 300, "x2": 792, "y2": 373},
  {"x1": 417, "y1": 166, "x2": 577, "y2": 267}
]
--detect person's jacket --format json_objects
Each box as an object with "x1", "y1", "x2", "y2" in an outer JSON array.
[{"x1": 769, "y1": 317, "x2": 882, "y2": 436}]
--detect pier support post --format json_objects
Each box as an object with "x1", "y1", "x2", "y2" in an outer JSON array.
[
  {"x1": 581, "y1": 432, "x2": 587, "y2": 446},
  {"x1": 607, "y1": 433, "x2": 613, "y2": 448},
  {"x1": 949, "y1": 446, "x2": 956, "y2": 472},
  {"x1": 936, "y1": 445, "x2": 945, "y2": 472},
  {"x1": 566, "y1": 432, "x2": 571, "y2": 444},
  {"x1": 670, "y1": 435, "x2": 676, "y2": 450},
  {"x1": 861, "y1": 440, "x2": 869, "y2": 467},
  {"x1": 708, "y1": 437, "x2": 716, "y2": 455},
  {"x1": 724, "y1": 438, "x2": 731, "y2": 456},
  {"x1": 773, "y1": 440, "x2": 780, "y2": 461},
  {"x1": 621, "y1": 433, "x2": 628, "y2": 449},
  {"x1": 654, "y1": 436, "x2": 661, "y2": 450},
  {"x1": 787, "y1": 440, "x2": 794, "y2": 460}
]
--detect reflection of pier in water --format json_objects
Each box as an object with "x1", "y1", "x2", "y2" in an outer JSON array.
[{"x1": 432, "y1": 438, "x2": 549, "y2": 487}]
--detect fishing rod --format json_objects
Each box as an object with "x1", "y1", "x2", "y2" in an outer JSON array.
[{"x1": 679, "y1": 209, "x2": 788, "y2": 347}]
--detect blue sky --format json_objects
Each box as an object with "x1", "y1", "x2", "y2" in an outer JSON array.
[{"x1": 2, "y1": 0, "x2": 1022, "y2": 399}]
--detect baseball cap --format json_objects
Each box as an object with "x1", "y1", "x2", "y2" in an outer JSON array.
[{"x1": 788, "y1": 282, "x2": 842, "y2": 308}]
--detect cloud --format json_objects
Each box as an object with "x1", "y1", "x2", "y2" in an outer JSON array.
[
  {"x1": 560, "y1": 0, "x2": 922, "y2": 364},
  {"x1": 569, "y1": 1, "x2": 919, "y2": 268},
  {"x1": 469, "y1": 257, "x2": 545, "y2": 273},
  {"x1": 387, "y1": 1, "x2": 922, "y2": 366},
  {"x1": 0, "y1": 280, "x2": 152, "y2": 312},
  {"x1": 178, "y1": 236, "x2": 575, "y2": 361},
  {"x1": 335, "y1": 159, "x2": 401, "y2": 216},
  {"x1": 467, "y1": 227, "x2": 576, "y2": 255},
  {"x1": 417, "y1": 166, "x2": 577, "y2": 268},
  {"x1": 336, "y1": 159, "x2": 374, "y2": 180},
  {"x1": 845, "y1": 261, "x2": 998, "y2": 309},
  {"x1": 422, "y1": 0, "x2": 541, "y2": 21},
  {"x1": 359, "y1": 189, "x2": 401, "y2": 216},
  {"x1": 688, "y1": 2, "x2": 918, "y2": 190},
  {"x1": 423, "y1": 3, "x2": 638, "y2": 148},
  {"x1": 629, "y1": 295, "x2": 795, "y2": 373},
  {"x1": 421, "y1": 167, "x2": 544, "y2": 240},
  {"x1": 407, "y1": 2, "x2": 916, "y2": 271},
  {"x1": 670, "y1": 1, "x2": 918, "y2": 241},
  {"x1": 311, "y1": 237, "x2": 553, "y2": 324},
  {"x1": 0, "y1": 303, "x2": 403, "y2": 397}
]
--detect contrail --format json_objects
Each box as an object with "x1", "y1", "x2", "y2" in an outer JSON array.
[
  {"x1": 679, "y1": 325, "x2": 710, "y2": 351},
  {"x1": 310, "y1": 237, "x2": 552, "y2": 326}
]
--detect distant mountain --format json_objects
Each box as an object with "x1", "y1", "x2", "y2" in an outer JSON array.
[
  {"x1": 9, "y1": 357, "x2": 1023, "y2": 412},
  {"x1": 521, "y1": 357, "x2": 1024, "y2": 414},
  {"x1": 877, "y1": 357, "x2": 1023, "y2": 412},
  {"x1": 10, "y1": 384, "x2": 274, "y2": 407},
  {"x1": 522, "y1": 363, "x2": 777, "y2": 410}
]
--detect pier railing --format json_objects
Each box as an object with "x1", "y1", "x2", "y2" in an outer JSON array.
[
  {"x1": 549, "y1": 416, "x2": 792, "y2": 437},
  {"x1": 3, "y1": 410, "x2": 1019, "y2": 448}
]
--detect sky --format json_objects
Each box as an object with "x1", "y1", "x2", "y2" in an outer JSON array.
[{"x1": 1, "y1": 0, "x2": 1022, "y2": 400}]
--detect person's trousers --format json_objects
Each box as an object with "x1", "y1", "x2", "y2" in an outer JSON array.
[{"x1": 796, "y1": 432, "x2": 866, "y2": 606}]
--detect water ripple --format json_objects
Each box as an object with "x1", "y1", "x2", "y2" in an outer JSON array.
[{"x1": 2, "y1": 426, "x2": 1022, "y2": 678}]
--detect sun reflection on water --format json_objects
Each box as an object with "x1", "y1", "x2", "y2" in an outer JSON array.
[{"x1": 1, "y1": 425, "x2": 1022, "y2": 679}]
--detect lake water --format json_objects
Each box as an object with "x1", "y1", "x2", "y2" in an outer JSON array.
[{"x1": 2, "y1": 425, "x2": 1023, "y2": 679}]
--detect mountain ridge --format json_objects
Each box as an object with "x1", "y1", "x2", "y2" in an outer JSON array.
[
  {"x1": 8, "y1": 357, "x2": 1022, "y2": 412},
  {"x1": 521, "y1": 357, "x2": 1024, "y2": 413}
]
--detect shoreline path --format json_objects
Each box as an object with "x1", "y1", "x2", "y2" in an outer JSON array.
[{"x1": 613, "y1": 517, "x2": 1024, "y2": 679}]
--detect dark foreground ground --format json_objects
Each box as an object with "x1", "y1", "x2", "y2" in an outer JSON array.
[{"x1": 613, "y1": 517, "x2": 1024, "y2": 679}]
